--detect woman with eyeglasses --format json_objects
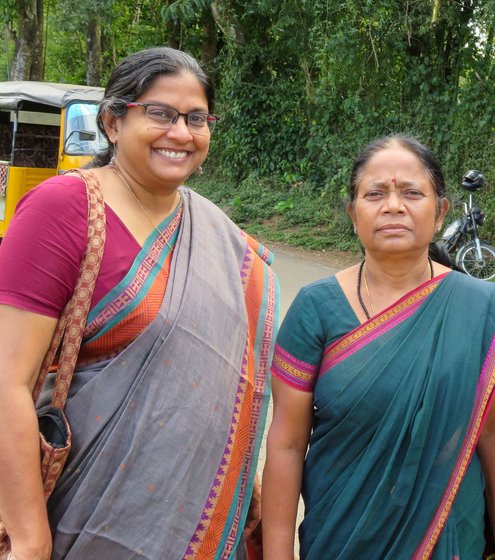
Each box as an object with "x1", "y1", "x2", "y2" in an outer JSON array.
[
  {"x1": 262, "y1": 135, "x2": 495, "y2": 559},
  {"x1": 0, "y1": 47, "x2": 278, "y2": 560}
]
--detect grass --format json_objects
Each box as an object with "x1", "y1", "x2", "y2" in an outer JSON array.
[{"x1": 188, "y1": 170, "x2": 362, "y2": 254}]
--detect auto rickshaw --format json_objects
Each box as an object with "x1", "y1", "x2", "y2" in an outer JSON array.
[{"x1": 0, "y1": 81, "x2": 106, "y2": 240}]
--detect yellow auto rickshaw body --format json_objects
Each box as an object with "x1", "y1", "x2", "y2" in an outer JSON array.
[{"x1": 0, "y1": 81, "x2": 105, "y2": 239}]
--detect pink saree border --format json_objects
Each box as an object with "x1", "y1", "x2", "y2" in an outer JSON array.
[
  {"x1": 318, "y1": 273, "x2": 449, "y2": 377},
  {"x1": 271, "y1": 343, "x2": 319, "y2": 392},
  {"x1": 412, "y1": 333, "x2": 495, "y2": 559}
]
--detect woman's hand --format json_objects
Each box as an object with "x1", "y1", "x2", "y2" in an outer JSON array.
[{"x1": 244, "y1": 473, "x2": 262, "y2": 537}]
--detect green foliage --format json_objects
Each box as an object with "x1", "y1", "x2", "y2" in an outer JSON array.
[
  {"x1": 1, "y1": 0, "x2": 19, "y2": 25},
  {"x1": 161, "y1": 0, "x2": 212, "y2": 24},
  {"x1": 5, "y1": 0, "x2": 495, "y2": 251},
  {"x1": 189, "y1": 168, "x2": 360, "y2": 251},
  {"x1": 0, "y1": 40, "x2": 10, "y2": 81},
  {"x1": 274, "y1": 198, "x2": 294, "y2": 214}
]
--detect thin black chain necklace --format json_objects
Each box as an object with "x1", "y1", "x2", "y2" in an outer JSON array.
[{"x1": 357, "y1": 257, "x2": 434, "y2": 320}]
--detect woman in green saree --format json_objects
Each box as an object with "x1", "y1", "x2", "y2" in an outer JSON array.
[{"x1": 262, "y1": 135, "x2": 495, "y2": 559}]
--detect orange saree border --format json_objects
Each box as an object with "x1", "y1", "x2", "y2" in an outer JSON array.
[
  {"x1": 78, "y1": 251, "x2": 173, "y2": 365},
  {"x1": 184, "y1": 238, "x2": 277, "y2": 560}
]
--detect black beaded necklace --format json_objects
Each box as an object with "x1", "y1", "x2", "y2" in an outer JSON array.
[{"x1": 357, "y1": 257, "x2": 434, "y2": 320}]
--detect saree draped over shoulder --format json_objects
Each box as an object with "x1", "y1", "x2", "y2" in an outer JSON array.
[
  {"x1": 39, "y1": 187, "x2": 279, "y2": 560},
  {"x1": 296, "y1": 273, "x2": 495, "y2": 560}
]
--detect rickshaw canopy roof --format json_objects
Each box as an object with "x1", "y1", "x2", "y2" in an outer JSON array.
[{"x1": 0, "y1": 81, "x2": 104, "y2": 111}]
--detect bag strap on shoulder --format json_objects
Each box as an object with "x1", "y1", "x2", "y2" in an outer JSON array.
[{"x1": 32, "y1": 169, "x2": 106, "y2": 407}]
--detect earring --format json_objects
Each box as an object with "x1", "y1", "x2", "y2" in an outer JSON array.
[
  {"x1": 353, "y1": 224, "x2": 357, "y2": 234},
  {"x1": 196, "y1": 166, "x2": 204, "y2": 175},
  {"x1": 109, "y1": 141, "x2": 117, "y2": 166}
]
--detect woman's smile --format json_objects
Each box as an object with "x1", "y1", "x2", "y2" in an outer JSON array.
[
  {"x1": 153, "y1": 148, "x2": 190, "y2": 161},
  {"x1": 108, "y1": 72, "x2": 210, "y2": 193}
]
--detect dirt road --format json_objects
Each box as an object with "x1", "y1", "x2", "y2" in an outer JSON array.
[
  {"x1": 270, "y1": 242, "x2": 342, "y2": 317},
  {"x1": 258, "y1": 242, "x2": 358, "y2": 553}
]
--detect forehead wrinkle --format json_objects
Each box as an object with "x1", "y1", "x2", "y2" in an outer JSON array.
[{"x1": 368, "y1": 179, "x2": 420, "y2": 189}]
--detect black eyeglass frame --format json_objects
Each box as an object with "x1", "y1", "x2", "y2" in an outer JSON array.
[{"x1": 125, "y1": 101, "x2": 218, "y2": 133}]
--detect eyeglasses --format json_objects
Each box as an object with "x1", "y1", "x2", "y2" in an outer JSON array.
[{"x1": 125, "y1": 102, "x2": 218, "y2": 135}]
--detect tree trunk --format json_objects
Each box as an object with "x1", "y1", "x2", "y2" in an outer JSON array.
[
  {"x1": 211, "y1": 1, "x2": 245, "y2": 47},
  {"x1": 10, "y1": 0, "x2": 44, "y2": 80},
  {"x1": 201, "y1": 13, "x2": 217, "y2": 66},
  {"x1": 484, "y1": 14, "x2": 495, "y2": 63},
  {"x1": 432, "y1": 0, "x2": 441, "y2": 24},
  {"x1": 167, "y1": 20, "x2": 181, "y2": 49},
  {"x1": 86, "y1": 15, "x2": 102, "y2": 86},
  {"x1": 164, "y1": 0, "x2": 180, "y2": 49}
]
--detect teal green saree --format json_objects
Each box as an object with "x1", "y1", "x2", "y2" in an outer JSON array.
[{"x1": 272, "y1": 271, "x2": 495, "y2": 559}]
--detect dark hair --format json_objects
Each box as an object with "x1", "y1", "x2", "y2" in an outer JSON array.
[
  {"x1": 348, "y1": 134, "x2": 446, "y2": 203},
  {"x1": 89, "y1": 47, "x2": 215, "y2": 168},
  {"x1": 349, "y1": 134, "x2": 460, "y2": 270}
]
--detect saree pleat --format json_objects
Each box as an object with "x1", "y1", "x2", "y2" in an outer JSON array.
[
  {"x1": 39, "y1": 188, "x2": 278, "y2": 559},
  {"x1": 299, "y1": 272, "x2": 495, "y2": 559}
]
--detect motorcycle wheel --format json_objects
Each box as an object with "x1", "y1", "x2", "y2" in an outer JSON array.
[{"x1": 456, "y1": 241, "x2": 495, "y2": 281}]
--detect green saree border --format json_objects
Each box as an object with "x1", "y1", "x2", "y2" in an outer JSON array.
[{"x1": 84, "y1": 204, "x2": 182, "y2": 343}]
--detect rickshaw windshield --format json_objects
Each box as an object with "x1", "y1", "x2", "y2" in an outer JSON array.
[{"x1": 65, "y1": 102, "x2": 107, "y2": 155}]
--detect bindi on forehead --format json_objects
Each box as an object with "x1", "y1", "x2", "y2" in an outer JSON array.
[{"x1": 367, "y1": 179, "x2": 421, "y2": 190}]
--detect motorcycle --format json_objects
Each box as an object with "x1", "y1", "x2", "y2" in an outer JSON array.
[{"x1": 439, "y1": 170, "x2": 495, "y2": 281}]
